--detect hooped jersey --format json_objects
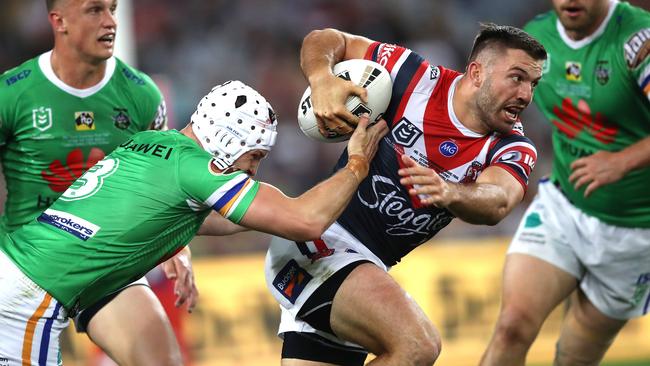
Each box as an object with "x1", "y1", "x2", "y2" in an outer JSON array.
[
  {"x1": 333, "y1": 43, "x2": 537, "y2": 266},
  {"x1": 0, "y1": 130, "x2": 258, "y2": 313},
  {"x1": 0, "y1": 52, "x2": 167, "y2": 233},
  {"x1": 524, "y1": 1, "x2": 650, "y2": 227}
]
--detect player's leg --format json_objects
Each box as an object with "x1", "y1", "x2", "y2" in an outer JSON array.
[
  {"x1": 553, "y1": 289, "x2": 626, "y2": 366},
  {"x1": 328, "y1": 262, "x2": 441, "y2": 366},
  {"x1": 0, "y1": 251, "x2": 70, "y2": 365},
  {"x1": 481, "y1": 180, "x2": 585, "y2": 366},
  {"x1": 479, "y1": 253, "x2": 577, "y2": 366},
  {"x1": 83, "y1": 284, "x2": 182, "y2": 366}
]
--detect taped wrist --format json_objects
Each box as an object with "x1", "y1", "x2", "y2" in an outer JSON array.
[{"x1": 346, "y1": 154, "x2": 369, "y2": 183}]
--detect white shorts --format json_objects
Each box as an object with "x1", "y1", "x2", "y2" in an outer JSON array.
[
  {"x1": 265, "y1": 222, "x2": 387, "y2": 347},
  {"x1": 0, "y1": 250, "x2": 69, "y2": 366},
  {"x1": 508, "y1": 179, "x2": 650, "y2": 320}
]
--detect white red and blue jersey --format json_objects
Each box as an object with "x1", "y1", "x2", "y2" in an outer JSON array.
[{"x1": 333, "y1": 43, "x2": 537, "y2": 266}]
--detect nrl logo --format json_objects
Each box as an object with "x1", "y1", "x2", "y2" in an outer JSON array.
[{"x1": 33, "y1": 107, "x2": 53, "y2": 131}]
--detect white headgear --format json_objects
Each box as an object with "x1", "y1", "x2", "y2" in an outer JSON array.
[{"x1": 191, "y1": 80, "x2": 278, "y2": 169}]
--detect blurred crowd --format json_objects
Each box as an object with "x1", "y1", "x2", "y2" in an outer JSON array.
[{"x1": 0, "y1": 0, "x2": 599, "y2": 254}]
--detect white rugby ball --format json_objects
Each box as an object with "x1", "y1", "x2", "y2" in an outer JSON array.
[{"x1": 297, "y1": 59, "x2": 393, "y2": 142}]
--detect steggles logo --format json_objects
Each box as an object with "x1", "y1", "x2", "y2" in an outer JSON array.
[
  {"x1": 552, "y1": 97, "x2": 617, "y2": 144},
  {"x1": 41, "y1": 148, "x2": 105, "y2": 192}
]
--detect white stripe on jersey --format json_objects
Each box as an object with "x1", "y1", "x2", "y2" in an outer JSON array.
[
  {"x1": 447, "y1": 76, "x2": 484, "y2": 138},
  {"x1": 203, "y1": 173, "x2": 248, "y2": 208},
  {"x1": 490, "y1": 141, "x2": 537, "y2": 163},
  {"x1": 389, "y1": 48, "x2": 411, "y2": 81},
  {"x1": 223, "y1": 179, "x2": 255, "y2": 218},
  {"x1": 400, "y1": 65, "x2": 442, "y2": 166}
]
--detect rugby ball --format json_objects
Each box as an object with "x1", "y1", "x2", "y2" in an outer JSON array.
[{"x1": 297, "y1": 59, "x2": 392, "y2": 142}]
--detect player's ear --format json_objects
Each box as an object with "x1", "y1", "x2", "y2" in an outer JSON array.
[
  {"x1": 467, "y1": 61, "x2": 483, "y2": 87},
  {"x1": 48, "y1": 11, "x2": 66, "y2": 34}
]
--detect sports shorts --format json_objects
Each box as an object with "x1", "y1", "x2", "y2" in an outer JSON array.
[
  {"x1": 73, "y1": 276, "x2": 150, "y2": 333},
  {"x1": 265, "y1": 221, "x2": 387, "y2": 354},
  {"x1": 0, "y1": 250, "x2": 69, "y2": 366},
  {"x1": 508, "y1": 178, "x2": 650, "y2": 320}
]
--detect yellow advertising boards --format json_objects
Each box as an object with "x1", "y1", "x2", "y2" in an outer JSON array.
[{"x1": 63, "y1": 238, "x2": 650, "y2": 365}]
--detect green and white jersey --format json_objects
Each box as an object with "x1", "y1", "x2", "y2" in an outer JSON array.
[
  {"x1": 525, "y1": 0, "x2": 650, "y2": 228},
  {"x1": 0, "y1": 51, "x2": 167, "y2": 233},
  {"x1": 0, "y1": 130, "x2": 259, "y2": 313}
]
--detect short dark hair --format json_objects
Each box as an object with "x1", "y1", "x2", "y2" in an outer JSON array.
[
  {"x1": 46, "y1": 0, "x2": 62, "y2": 11},
  {"x1": 468, "y1": 23, "x2": 546, "y2": 63}
]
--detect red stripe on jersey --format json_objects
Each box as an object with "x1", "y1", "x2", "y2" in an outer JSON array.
[
  {"x1": 364, "y1": 42, "x2": 379, "y2": 61},
  {"x1": 370, "y1": 43, "x2": 406, "y2": 73}
]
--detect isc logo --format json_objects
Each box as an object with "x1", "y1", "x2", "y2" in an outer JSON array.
[{"x1": 5, "y1": 70, "x2": 31, "y2": 86}]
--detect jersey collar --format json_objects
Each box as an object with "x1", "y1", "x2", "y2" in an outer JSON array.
[
  {"x1": 556, "y1": 0, "x2": 618, "y2": 50},
  {"x1": 448, "y1": 75, "x2": 485, "y2": 138},
  {"x1": 38, "y1": 50, "x2": 116, "y2": 98}
]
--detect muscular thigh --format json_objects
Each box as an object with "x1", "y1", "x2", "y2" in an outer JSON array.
[
  {"x1": 330, "y1": 263, "x2": 438, "y2": 356},
  {"x1": 85, "y1": 285, "x2": 180, "y2": 366}
]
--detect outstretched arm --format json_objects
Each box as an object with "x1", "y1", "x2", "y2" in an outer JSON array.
[
  {"x1": 240, "y1": 115, "x2": 387, "y2": 241},
  {"x1": 398, "y1": 155, "x2": 524, "y2": 225}
]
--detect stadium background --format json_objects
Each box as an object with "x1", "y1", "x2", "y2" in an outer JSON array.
[{"x1": 1, "y1": 0, "x2": 649, "y2": 365}]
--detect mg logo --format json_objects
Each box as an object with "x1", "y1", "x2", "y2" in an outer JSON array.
[
  {"x1": 33, "y1": 107, "x2": 53, "y2": 132},
  {"x1": 391, "y1": 118, "x2": 422, "y2": 147}
]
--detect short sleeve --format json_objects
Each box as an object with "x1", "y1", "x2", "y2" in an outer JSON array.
[{"x1": 178, "y1": 149, "x2": 259, "y2": 223}]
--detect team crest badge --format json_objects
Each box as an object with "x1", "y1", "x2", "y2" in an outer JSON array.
[
  {"x1": 75, "y1": 111, "x2": 95, "y2": 131},
  {"x1": 112, "y1": 108, "x2": 132, "y2": 130},
  {"x1": 391, "y1": 118, "x2": 423, "y2": 148},
  {"x1": 565, "y1": 61, "x2": 581, "y2": 81},
  {"x1": 32, "y1": 107, "x2": 52, "y2": 131},
  {"x1": 460, "y1": 161, "x2": 483, "y2": 183},
  {"x1": 595, "y1": 60, "x2": 610, "y2": 85}
]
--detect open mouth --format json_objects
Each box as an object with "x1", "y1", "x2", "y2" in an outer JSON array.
[
  {"x1": 98, "y1": 33, "x2": 115, "y2": 46},
  {"x1": 504, "y1": 106, "x2": 522, "y2": 122}
]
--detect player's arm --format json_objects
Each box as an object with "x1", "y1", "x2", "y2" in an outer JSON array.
[
  {"x1": 570, "y1": 136, "x2": 650, "y2": 197},
  {"x1": 301, "y1": 28, "x2": 375, "y2": 134},
  {"x1": 398, "y1": 155, "x2": 523, "y2": 225},
  {"x1": 198, "y1": 210, "x2": 248, "y2": 236},
  {"x1": 239, "y1": 115, "x2": 387, "y2": 241}
]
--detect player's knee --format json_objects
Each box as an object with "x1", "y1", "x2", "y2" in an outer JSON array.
[
  {"x1": 401, "y1": 325, "x2": 441, "y2": 366},
  {"x1": 493, "y1": 306, "x2": 541, "y2": 347}
]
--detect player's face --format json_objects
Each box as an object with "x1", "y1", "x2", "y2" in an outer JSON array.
[
  {"x1": 230, "y1": 150, "x2": 269, "y2": 176},
  {"x1": 552, "y1": 0, "x2": 610, "y2": 39},
  {"x1": 58, "y1": 0, "x2": 118, "y2": 63},
  {"x1": 475, "y1": 49, "x2": 543, "y2": 134}
]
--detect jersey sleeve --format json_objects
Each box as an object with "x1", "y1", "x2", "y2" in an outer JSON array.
[
  {"x1": 622, "y1": 12, "x2": 650, "y2": 103},
  {"x1": 0, "y1": 70, "x2": 17, "y2": 147},
  {"x1": 364, "y1": 42, "x2": 431, "y2": 123},
  {"x1": 178, "y1": 149, "x2": 259, "y2": 223},
  {"x1": 140, "y1": 73, "x2": 168, "y2": 131},
  {"x1": 485, "y1": 127, "x2": 537, "y2": 193}
]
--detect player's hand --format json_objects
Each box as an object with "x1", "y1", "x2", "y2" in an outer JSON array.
[
  {"x1": 310, "y1": 72, "x2": 368, "y2": 137},
  {"x1": 569, "y1": 150, "x2": 626, "y2": 197},
  {"x1": 347, "y1": 114, "x2": 388, "y2": 163},
  {"x1": 398, "y1": 155, "x2": 455, "y2": 208},
  {"x1": 161, "y1": 246, "x2": 199, "y2": 313}
]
